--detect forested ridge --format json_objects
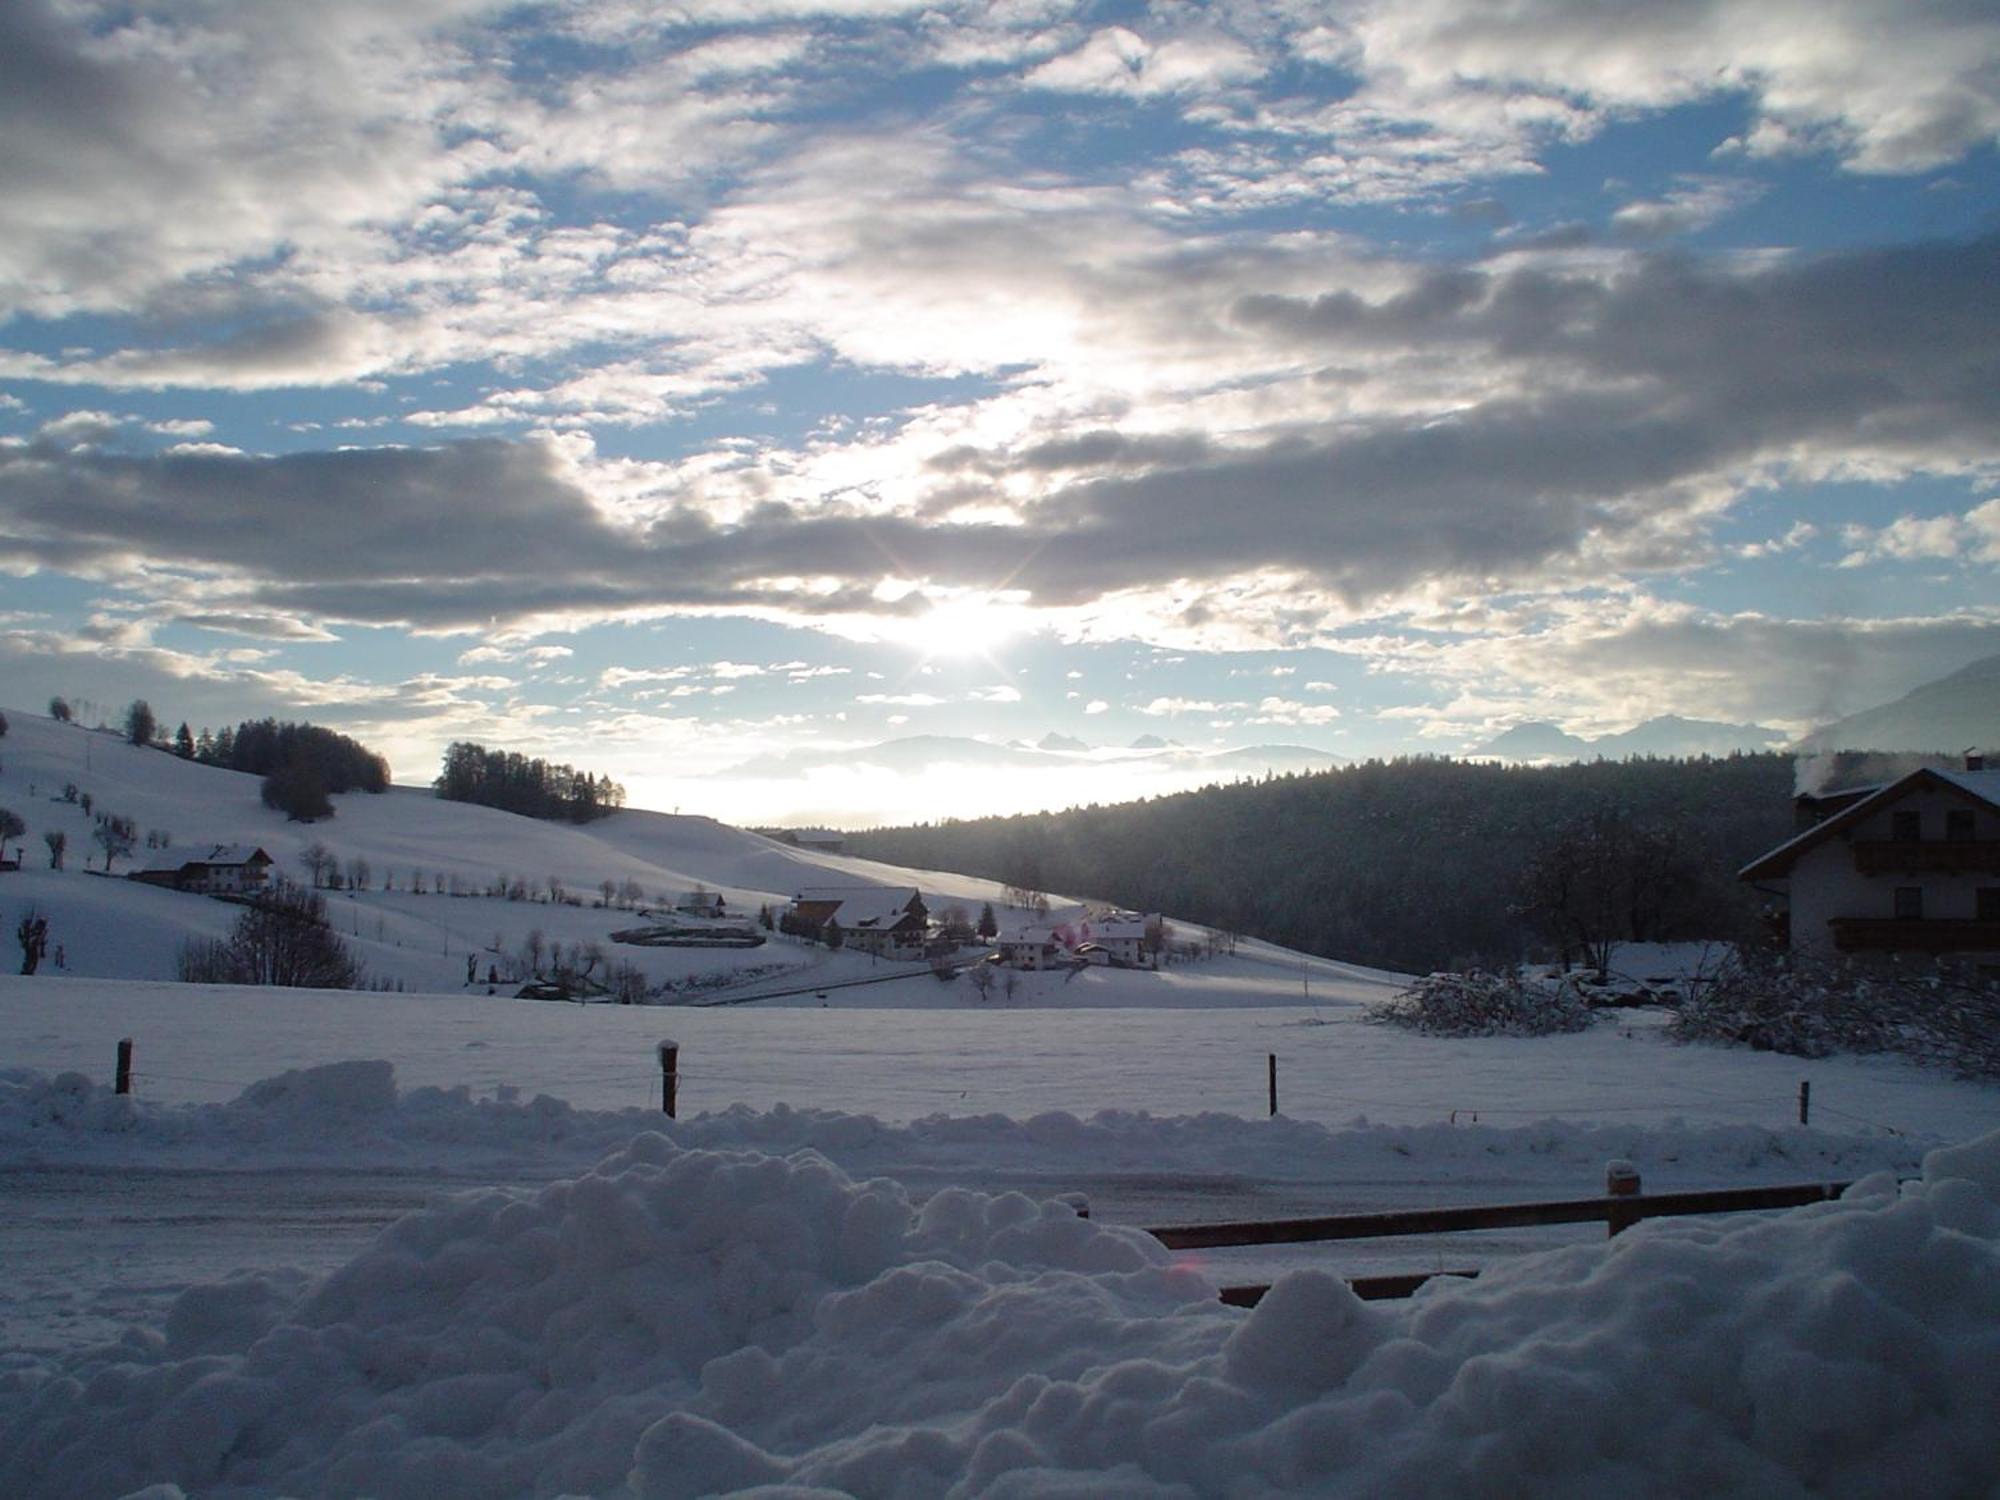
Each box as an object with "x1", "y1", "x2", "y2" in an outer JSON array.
[
  {"x1": 433, "y1": 740, "x2": 626, "y2": 823},
  {"x1": 848, "y1": 754, "x2": 1799, "y2": 973}
]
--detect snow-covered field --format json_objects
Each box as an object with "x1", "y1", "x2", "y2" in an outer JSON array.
[{"x1": 4, "y1": 708, "x2": 1999, "y2": 1497}]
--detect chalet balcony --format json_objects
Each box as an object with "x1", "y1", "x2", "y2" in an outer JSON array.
[
  {"x1": 1851, "y1": 840, "x2": 2000, "y2": 876},
  {"x1": 1828, "y1": 918, "x2": 2000, "y2": 953}
]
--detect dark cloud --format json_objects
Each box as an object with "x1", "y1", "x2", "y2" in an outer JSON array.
[{"x1": 3, "y1": 236, "x2": 1995, "y2": 634}]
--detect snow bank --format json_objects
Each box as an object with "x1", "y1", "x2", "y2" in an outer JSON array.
[
  {"x1": 3, "y1": 1102, "x2": 1996, "y2": 1499},
  {"x1": 0, "y1": 1063, "x2": 1924, "y2": 1188}
]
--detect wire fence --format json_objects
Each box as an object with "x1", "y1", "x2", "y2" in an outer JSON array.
[{"x1": 90, "y1": 1048, "x2": 1935, "y2": 1140}]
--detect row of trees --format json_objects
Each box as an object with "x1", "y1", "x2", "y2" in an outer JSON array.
[
  {"x1": 434, "y1": 741, "x2": 625, "y2": 823},
  {"x1": 48, "y1": 697, "x2": 390, "y2": 823},
  {"x1": 192, "y1": 718, "x2": 390, "y2": 793},
  {"x1": 849, "y1": 754, "x2": 1798, "y2": 974}
]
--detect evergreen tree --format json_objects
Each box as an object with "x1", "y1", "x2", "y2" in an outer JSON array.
[
  {"x1": 124, "y1": 700, "x2": 157, "y2": 747},
  {"x1": 174, "y1": 723, "x2": 195, "y2": 758},
  {"x1": 263, "y1": 761, "x2": 334, "y2": 821}
]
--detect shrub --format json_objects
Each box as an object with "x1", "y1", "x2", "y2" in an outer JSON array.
[
  {"x1": 1670, "y1": 953, "x2": 2000, "y2": 1078},
  {"x1": 1367, "y1": 969, "x2": 1599, "y2": 1037},
  {"x1": 175, "y1": 880, "x2": 362, "y2": 989}
]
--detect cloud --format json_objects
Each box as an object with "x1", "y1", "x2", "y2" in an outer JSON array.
[
  {"x1": 4, "y1": 219, "x2": 1995, "y2": 650},
  {"x1": 1024, "y1": 25, "x2": 1265, "y2": 98},
  {"x1": 1138, "y1": 696, "x2": 1245, "y2": 716},
  {"x1": 1838, "y1": 503, "x2": 2000, "y2": 566},
  {"x1": 1610, "y1": 177, "x2": 1763, "y2": 240},
  {"x1": 1339, "y1": 0, "x2": 2000, "y2": 176},
  {"x1": 1251, "y1": 696, "x2": 1341, "y2": 726}
]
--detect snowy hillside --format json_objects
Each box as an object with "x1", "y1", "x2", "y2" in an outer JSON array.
[{"x1": 0, "y1": 707, "x2": 1399, "y2": 1005}]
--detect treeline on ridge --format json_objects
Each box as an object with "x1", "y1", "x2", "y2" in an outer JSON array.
[
  {"x1": 433, "y1": 741, "x2": 626, "y2": 824},
  {"x1": 192, "y1": 718, "x2": 391, "y2": 794},
  {"x1": 846, "y1": 753, "x2": 1799, "y2": 974}
]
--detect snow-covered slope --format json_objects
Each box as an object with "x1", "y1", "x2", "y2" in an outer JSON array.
[
  {"x1": 0, "y1": 707, "x2": 1404, "y2": 1000},
  {"x1": 1798, "y1": 650, "x2": 2000, "y2": 753}
]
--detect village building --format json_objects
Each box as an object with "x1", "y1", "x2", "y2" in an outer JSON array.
[
  {"x1": 129, "y1": 844, "x2": 275, "y2": 896},
  {"x1": 997, "y1": 911, "x2": 1162, "y2": 970},
  {"x1": 789, "y1": 885, "x2": 928, "y2": 960},
  {"x1": 790, "y1": 829, "x2": 846, "y2": 856},
  {"x1": 1740, "y1": 756, "x2": 2000, "y2": 968},
  {"x1": 673, "y1": 890, "x2": 726, "y2": 917},
  {"x1": 997, "y1": 929, "x2": 1064, "y2": 970}
]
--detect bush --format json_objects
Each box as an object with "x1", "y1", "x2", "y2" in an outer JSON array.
[
  {"x1": 1367, "y1": 969, "x2": 1599, "y2": 1037},
  {"x1": 1669, "y1": 954, "x2": 2000, "y2": 1078},
  {"x1": 174, "y1": 880, "x2": 362, "y2": 989}
]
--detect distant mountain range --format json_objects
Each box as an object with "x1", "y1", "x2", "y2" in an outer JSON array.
[
  {"x1": 1796, "y1": 651, "x2": 2000, "y2": 754},
  {"x1": 1470, "y1": 714, "x2": 1788, "y2": 762},
  {"x1": 724, "y1": 734, "x2": 1343, "y2": 779},
  {"x1": 1469, "y1": 650, "x2": 2000, "y2": 767}
]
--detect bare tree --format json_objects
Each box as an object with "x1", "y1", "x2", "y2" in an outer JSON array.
[
  {"x1": 48, "y1": 697, "x2": 72, "y2": 723},
  {"x1": 0, "y1": 807, "x2": 25, "y2": 862},
  {"x1": 524, "y1": 928, "x2": 545, "y2": 976},
  {"x1": 43, "y1": 829, "x2": 66, "y2": 869},
  {"x1": 967, "y1": 963, "x2": 996, "y2": 1001},
  {"x1": 177, "y1": 880, "x2": 362, "y2": 988},
  {"x1": 92, "y1": 813, "x2": 136, "y2": 872},
  {"x1": 300, "y1": 842, "x2": 335, "y2": 888}
]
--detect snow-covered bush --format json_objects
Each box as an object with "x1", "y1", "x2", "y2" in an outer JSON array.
[
  {"x1": 1367, "y1": 969, "x2": 1598, "y2": 1037},
  {"x1": 1671, "y1": 953, "x2": 2000, "y2": 1078}
]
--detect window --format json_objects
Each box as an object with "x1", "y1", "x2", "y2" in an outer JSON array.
[
  {"x1": 1980, "y1": 888, "x2": 2000, "y2": 923},
  {"x1": 1947, "y1": 809, "x2": 1976, "y2": 842},
  {"x1": 1891, "y1": 810, "x2": 1921, "y2": 842},
  {"x1": 1894, "y1": 887, "x2": 1924, "y2": 920}
]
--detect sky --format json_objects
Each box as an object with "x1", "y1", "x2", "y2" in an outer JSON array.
[{"x1": 1, "y1": 0, "x2": 1997, "y2": 827}]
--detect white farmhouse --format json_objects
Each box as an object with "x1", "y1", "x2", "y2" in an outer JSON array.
[
  {"x1": 129, "y1": 844, "x2": 275, "y2": 896},
  {"x1": 789, "y1": 886, "x2": 929, "y2": 960},
  {"x1": 1740, "y1": 757, "x2": 2000, "y2": 968}
]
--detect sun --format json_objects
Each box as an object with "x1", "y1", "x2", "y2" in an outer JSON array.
[{"x1": 894, "y1": 591, "x2": 1031, "y2": 665}]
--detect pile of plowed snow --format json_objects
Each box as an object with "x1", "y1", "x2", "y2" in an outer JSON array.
[{"x1": 3, "y1": 1096, "x2": 1996, "y2": 1499}]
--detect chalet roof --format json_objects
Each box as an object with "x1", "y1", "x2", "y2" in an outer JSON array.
[
  {"x1": 134, "y1": 843, "x2": 272, "y2": 876},
  {"x1": 794, "y1": 884, "x2": 897, "y2": 901},
  {"x1": 821, "y1": 887, "x2": 922, "y2": 931},
  {"x1": 1740, "y1": 768, "x2": 2000, "y2": 881},
  {"x1": 181, "y1": 843, "x2": 272, "y2": 868},
  {"x1": 1086, "y1": 913, "x2": 1152, "y2": 940}
]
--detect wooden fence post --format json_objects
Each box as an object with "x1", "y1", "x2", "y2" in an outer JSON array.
[
  {"x1": 1606, "y1": 1160, "x2": 1641, "y2": 1237},
  {"x1": 657, "y1": 1039, "x2": 679, "y2": 1118},
  {"x1": 1268, "y1": 1053, "x2": 1277, "y2": 1117},
  {"x1": 1798, "y1": 1080, "x2": 1810, "y2": 1127},
  {"x1": 115, "y1": 1037, "x2": 134, "y2": 1096}
]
